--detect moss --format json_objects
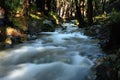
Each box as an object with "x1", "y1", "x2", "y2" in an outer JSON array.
[
  {"x1": 94, "y1": 13, "x2": 109, "y2": 24},
  {"x1": 27, "y1": 12, "x2": 63, "y2": 33},
  {"x1": 107, "y1": 9, "x2": 120, "y2": 23},
  {"x1": 10, "y1": 16, "x2": 28, "y2": 31},
  {"x1": 49, "y1": 11, "x2": 63, "y2": 24}
]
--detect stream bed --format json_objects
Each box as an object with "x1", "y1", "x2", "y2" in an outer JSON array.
[{"x1": 0, "y1": 23, "x2": 104, "y2": 80}]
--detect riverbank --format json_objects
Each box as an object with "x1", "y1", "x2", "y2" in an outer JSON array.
[
  {"x1": 0, "y1": 13, "x2": 119, "y2": 79},
  {"x1": 84, "y1": 24, "x2": 120, "y2": 80},
  {"x1": 0, "y1": 12, "x2": 63, "y2": 50}
]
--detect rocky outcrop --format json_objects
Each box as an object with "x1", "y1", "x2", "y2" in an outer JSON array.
[
  {"x1": 42, "y1": 19, "x2": 55, "y2": 32},
  {"x1": 95, "y1": 61, "x2": 118, "y2": 80},
  {"x1": 5, "y1": 27, "x2": 27, "y2": 47}
]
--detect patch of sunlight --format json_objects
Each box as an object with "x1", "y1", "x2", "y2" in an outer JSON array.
[
  {"x1": 6, "y1": 64, "x2": 40, "y2": 80},
  {"x1": 94, "y1": 13, "x2": 108, "y2": 19},
  {"x1": 71, "y1": 19, "x2": 80, "y2": 26},
  {"x1": 7, "y1": 67, "x2": 26, "y2": 79},
  {"x1": 5, "y1": 38, "x2": 12, "y2": 45},
  {"x1": 12, "y1": 46, "x2": 36, "y2": 54},
  {"x1": 36, "y1": 46, "x2": 46, "y2": 51},
  {"x1": 36, "y1": 12, "x2": 43, "y2": 16},
  {"x1": 53, "y1": 15, "x2": 59, "y2": 24},
  {"x1": 15, "y1": 11, "x2": 21, "y2": 17},
  {"x1": 75, "y1": 20, "x2": 79, "y2": 25},
  {"x1": 5, "y1": 27, "x2": 20, "y2": 44},
  {"x1": 49, "y1": 12, "x2": 59, "y2": 24},
  {"x1": 30, "y1": 13, "x2": 41, "y2": 19},
  {"x1": 0, "y1": 52, "x2": 5, "y2": 58}
]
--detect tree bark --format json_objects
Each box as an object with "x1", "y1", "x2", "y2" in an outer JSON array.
[
  {"x1": 36, "y1": 0, "x2": 45, "y2": 13},
  {"x1": 46, "y1": 0, "x2": 52, "y2": 12},
  {"x1": 75, "y1": 0, "x2": 85, "y2": 27},
  {"x1": 22, "y1": 0, "x2": 29, "y2": 16},
  {"x1": 87, "y1": 0, "x2": 93, "y2": 25},
  {"x1": 102, "y1": 0, "x2": 106, "y2": 14}
]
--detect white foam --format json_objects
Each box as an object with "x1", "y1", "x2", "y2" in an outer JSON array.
[
  {"x1": 1, "y1": 62, "x2": 92, "y2": 80},
  {"x1": 0, "y1": 23, "x2": 103, "y2": 80},
  {"x1": 72, "y1": 54, "x2": 93, "y2": 67}
]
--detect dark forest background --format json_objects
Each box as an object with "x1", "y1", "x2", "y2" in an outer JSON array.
[{"x1": 0, "y1": 0, "x2": 120, "y2": 79}]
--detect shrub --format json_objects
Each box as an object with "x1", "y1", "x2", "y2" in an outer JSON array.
[{"x1": 108, "y1": 9, "x2": 120, "y2": 23}]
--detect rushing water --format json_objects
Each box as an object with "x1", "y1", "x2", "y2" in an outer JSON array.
[{"x1": 0, "y1": 23, "x2": 104, "y2": 80}]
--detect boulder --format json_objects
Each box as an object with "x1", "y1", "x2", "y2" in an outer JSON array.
[{"x1": 42, "y1": 20, "x2": 55, "y2": 32}]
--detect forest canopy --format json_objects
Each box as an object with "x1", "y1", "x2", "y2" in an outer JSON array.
[{"x1": 0, "y1": 0, "x2": 120, "y2": 50}]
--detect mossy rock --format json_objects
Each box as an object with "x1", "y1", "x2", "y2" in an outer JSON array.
[{"x1": 42, "y1": 24, "x2": 55, "y2": 32}]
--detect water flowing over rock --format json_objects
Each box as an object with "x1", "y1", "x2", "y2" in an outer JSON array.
[{"x1": 0, "y1": 23, "x2": 104, "y2": 80}]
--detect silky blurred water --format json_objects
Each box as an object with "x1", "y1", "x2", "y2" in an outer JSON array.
[{"x1": 0, "y1": 23, "x2": 104, "y2": 80}]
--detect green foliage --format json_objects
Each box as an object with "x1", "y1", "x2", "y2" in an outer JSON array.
[
  {"x1": 74, "y1": 20, "x2": 79, "y2": 25},
  {"x1": 10, "y1": 17, "x2": 28, "y2": 31},
  {"x1": 108, "y1": 8, "x2": 120, "y2": 23},
  {"x1": 94, "y1": 14, "x2": 108, "y2": 24},
  {"x1": 5, "y1": 0, "x2": 24, "y2": 13},
  {"x1": 30, "y1": 13, "x2": 42, "y2": 20},
  {"x1": 49, "y1": 11, "x2": 63, "y2": 24}
]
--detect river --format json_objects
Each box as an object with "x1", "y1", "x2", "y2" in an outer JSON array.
[{"x1": 0, "y1": 23, "x2": 104, "y2": 80}]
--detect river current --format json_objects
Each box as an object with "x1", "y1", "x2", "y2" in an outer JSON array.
[{"x1": 0, "y1": 23, "x2": 104, "y2": 80}]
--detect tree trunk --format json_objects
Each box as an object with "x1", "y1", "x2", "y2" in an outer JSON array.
[
  {"x1": 102, "y1": 0, "x2": 106, "y2": 14},
  {"x1": 87, "y1": 0, "x2": 93, "y2": 25},
  {"x1": 46, "y1": 0, "x2": 52, "y2": 12},
  {"x1": 80, "y1": 0, "x2": 85, "y2": 17},
  {"x1": 51, "y1": 0, "x2": 57, "y2": 12},
  {"x1": 93, "y1": 0, "x2": 99, "y2": 16},
  {"x1": 70, "y1": 0, "x2": 74, "y2": 17},
  {"x1": 22, "y1": 0, "x2": 29, "y2": 16},
  {"x1": 36, "y1": 0, "x2": 45, "y2": 13},
  {"x1": 75, "y1": 0, "x2": 85, "y2": 27}
]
